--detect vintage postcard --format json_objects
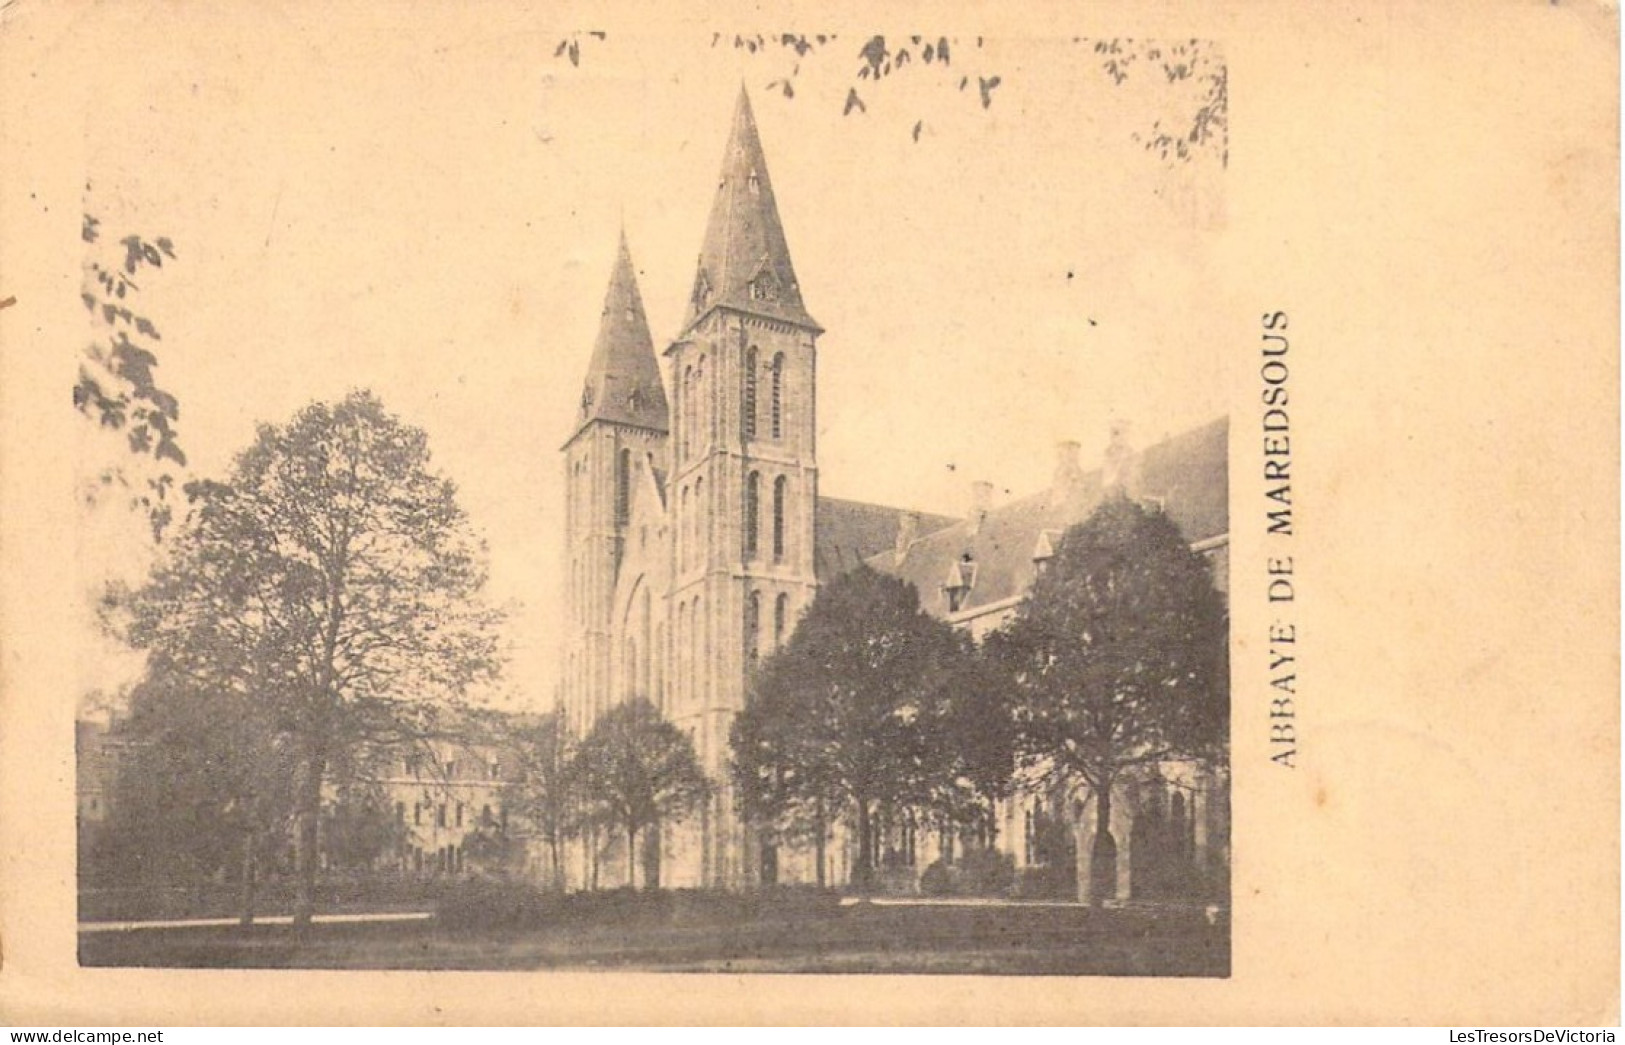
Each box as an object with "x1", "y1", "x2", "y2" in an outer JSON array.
[{"x1": 0, "y1": 0, "x2": 1616, "y2": 1026}]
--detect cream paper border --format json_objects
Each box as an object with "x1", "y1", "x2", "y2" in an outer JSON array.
[{"x1": 0, "y1": 0, "x2": 1618, "y2": 1026}]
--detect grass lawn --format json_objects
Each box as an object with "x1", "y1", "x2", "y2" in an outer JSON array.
[{"x1": 80, "y1": 901, "x2": 1229, "y2": 976}]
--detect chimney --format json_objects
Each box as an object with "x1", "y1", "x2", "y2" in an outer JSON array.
[
  {"x1": 1102, "y1": 420, "x2": 1139, "y2": 497},
  {"x1": 1053, "y1": 439, "x2": 1086, "y2": 518},
  {"x1": 968, "y1": 480, "x2": 994, "y2": 535},
  {"x1": 895, "y1": 511, "x2": 920, "y2": 564}
]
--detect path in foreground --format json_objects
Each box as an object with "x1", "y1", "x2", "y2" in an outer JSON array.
[{"x1": 80, "y1": 901, "x2": 1229, "y2": 977}]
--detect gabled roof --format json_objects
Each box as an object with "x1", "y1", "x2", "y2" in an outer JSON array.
[
  {"x1": 869, "y1": 417, "x2": 1229, "y2": 621},
  {"x1": 814, "y1": 496, "x2": 956, "y2": 583},
  {"x1": 684, "y1": 87, "x2": 819, "y2": 333},
  {"x1": 570, "y1": 231, "x2": 670, "y2": 441}
]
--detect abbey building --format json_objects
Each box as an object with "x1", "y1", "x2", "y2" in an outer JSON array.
[{"x1": 561, "y1": 88, "x2": 1229, "y2": 897}]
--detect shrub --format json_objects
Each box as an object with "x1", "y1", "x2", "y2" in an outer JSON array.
[
  {"x1": 917, "y1": 849, "x2": 1015, "y2": 898},
  {"x1": 1014, "y1": 863, "x2": 1077, "y2": 900},
  {"x1": 958, "y1": 848, "x2": 1015, "y2": 896},
  {"x1": 434, "y1": 878, "x2": 557, "y2": 932},
  {"x1": 918, "y1": 860, "x2": 952, "y2": 897}
]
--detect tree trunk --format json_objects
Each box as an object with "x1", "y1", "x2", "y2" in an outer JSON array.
[
  {"x1": 1090, "y1": 782, "x2": 1118, "y2": 908},
  {"x1": 238, "y1": 830, "x2": 256, "y2": 927},
  {"x1": 292, "y1": 749, "x2": 325, "y2": 931},
  {"x1": 814, "y1": 797, "x2": 827, "y2": 890},
  {"x1": 854, "y1": 799, "x2": 874, "y2": 895},
  {"x1": 627, "y1": 825, "x2": 638, "y2": 890},
  {"x1": 548, "y1": 833, "x2": 564, "y2": 893}
]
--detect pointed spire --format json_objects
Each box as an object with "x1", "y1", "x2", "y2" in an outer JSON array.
[
  {"x1": 573, "y1": 230, "x2": 669, "y2": 438},
  {"x1": 685, "y1": 86, "x2": 820, "y2": 332}
]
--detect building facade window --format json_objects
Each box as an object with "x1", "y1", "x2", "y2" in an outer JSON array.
[
  {"x1": 679, "y1": 485, "x2": 689, "y2": 569},
  {"x1": 654, "y1": 623, "x2": 666, "y2": 710},
  {"x1": 694, "y1": 357, "x2": 706, "y2": 453},
  {"x1": 693, "y1": 477, "x2": 705, "y2": 569},
  {"x1": 774, "y1": 593, "x2": 788, "y2": 648},
  {"x1": 680, "y1": 366, "x2": 693, "y2": 460},
  {"x1": 770, "y1": 354, "x2": 784, "y2": 438},
  {"x1": 676, "y1": 602, "x2": 690, "y2": 707},
  {"x1": 615, "y1": 447, "x2": 631, "y2": 526},
  {"x1": 772, "y1": 475, "x2": 787, "y2": 561},
  {"x1": 744, "y1": 472, "x2": 760, "y2": 558},
  {"x1": 743, "y1": 346, "x2": 759, "y2": 439},
  {"x1": 744, "y1": 591, "x2": 760, "y2": 669}
]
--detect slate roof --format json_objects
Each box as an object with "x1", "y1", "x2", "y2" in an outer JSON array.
[
  {"x1": 869, "y1": 417, "x2": 1229, "y2": 620},
  {"x1": 815, "y1": 496, "x2": 955, "y2": 583},
  {"x1": 569, "y1": 231, "x2": 670, "y2": 442},
  {"x1": 684, "y1": 87, "x2": 819, "y2": 334}
]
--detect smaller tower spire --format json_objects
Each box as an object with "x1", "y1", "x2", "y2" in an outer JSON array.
[{"x1": 572, "y1": 231, "x2": 669, "y2": 439}]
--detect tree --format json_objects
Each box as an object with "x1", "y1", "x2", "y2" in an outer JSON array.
[
  {"x1": 112, "y1": 391, "x2": 505, "y2": 927},
  {"x1": 76, "y1": 213, "x2": 186, "y2": 540},
  {"x1": 460, "y1": 822, "x2": 523, "y2": 878},
  {"x1": 731, "y1": 564, "x2": 968, "y2": 892},
  {"x1": 929, "y1": 632, "x2": 1018, "y2": 848},
  {"x1": 544, "y1": 32, "x2": 1224, "y2": 157},
  {"x1": 322, "y1": 778, "x2": 408, "y2": 873},
  {"x1": 998, "y1": 494, "x2": 1227, "y2": 904},
  {"x1": 90, "y1": 667, "x2": 298, "y2": 925},
  {"x1": 732, "y1": 650, "x2": 844, "y2": 887},
  {"x1": 574, "y1": 698, "x2": 710, "y2": 890},
  {"x1": 1091, "y1": 39, "x2": 1228, "y2": 165},
  {"x1": 508, "y1": 710, "x2": 583, "y2": 891}
]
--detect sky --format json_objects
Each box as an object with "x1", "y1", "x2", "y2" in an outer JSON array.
[{"x1": 73, "y1": 12, "x2": 1229, "y2": 711}]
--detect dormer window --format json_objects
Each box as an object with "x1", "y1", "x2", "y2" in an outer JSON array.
[
  {"x1": 747, "y1": 169, "x2": 761, "y2": 195},
  {"x1": 1031, "y1": 530, "x2": 1060, "y2": 577},
  {"x1": 944, "y1": 553, "x2": 977, "y2": 614}
]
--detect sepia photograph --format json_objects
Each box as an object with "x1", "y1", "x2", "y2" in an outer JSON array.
[
  {"x1": 66, "y1": 24, "x2": 1231, "y2": 976},
  {"x1": 2, "y1": 0, "x2": 1617, "y2": 1028}
]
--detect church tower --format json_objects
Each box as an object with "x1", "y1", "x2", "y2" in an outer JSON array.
[
  {"x1": 561, "y1": 232, "x2": 670, "y2": 740},
  {"x1": 664, "y1": 87, "x2": 821, "y2": 887}
]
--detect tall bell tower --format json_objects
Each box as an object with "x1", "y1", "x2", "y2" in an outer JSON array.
[
  {"x1": 561, "y1": 232, "x2": 670, "y2": 739},
  {"x1": 663, "y1": 87, "x2": 821, "y2": 887}
]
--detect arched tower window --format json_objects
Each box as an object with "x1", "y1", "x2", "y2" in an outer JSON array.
[
  {"x1": 679, "y1": 484, "x2": 689, "y2": 569},
  {"x1": 615, "y1": 447, "x2": 631, "y2": 526},
  {"x1": 695, "y1": 357, "x2": 707, "y2": 454},
  {"x1": 744, "y1": 591, "x2": 761, "y2": 669},
  {"x1": 772, "y1": 475, "x2": 787, "y2": 561},
  {"x1": 770, "y1": 354, "x2": 784, "y2": 439},
  {"x1": 681, "y1": 365, "x2": 695, "y2": 460},
  {"x1": 774, "y1": 593, "x2": 788, "y2": 648},
  {"x1": 693, "y1": 476, "x2": 705, "y2": 569},
  {"x1": 653, "y1": 622, "x2": 666, "y2": 712},
  {"x1": 691, "y1": 596, "x2": 703, "y2": 705},
  {"x1": 743, "y1": 346, "x2": 759, "y2": 440},
  {"x1": 744, "y1": 472, "x2": 760, "y2": 559}
]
